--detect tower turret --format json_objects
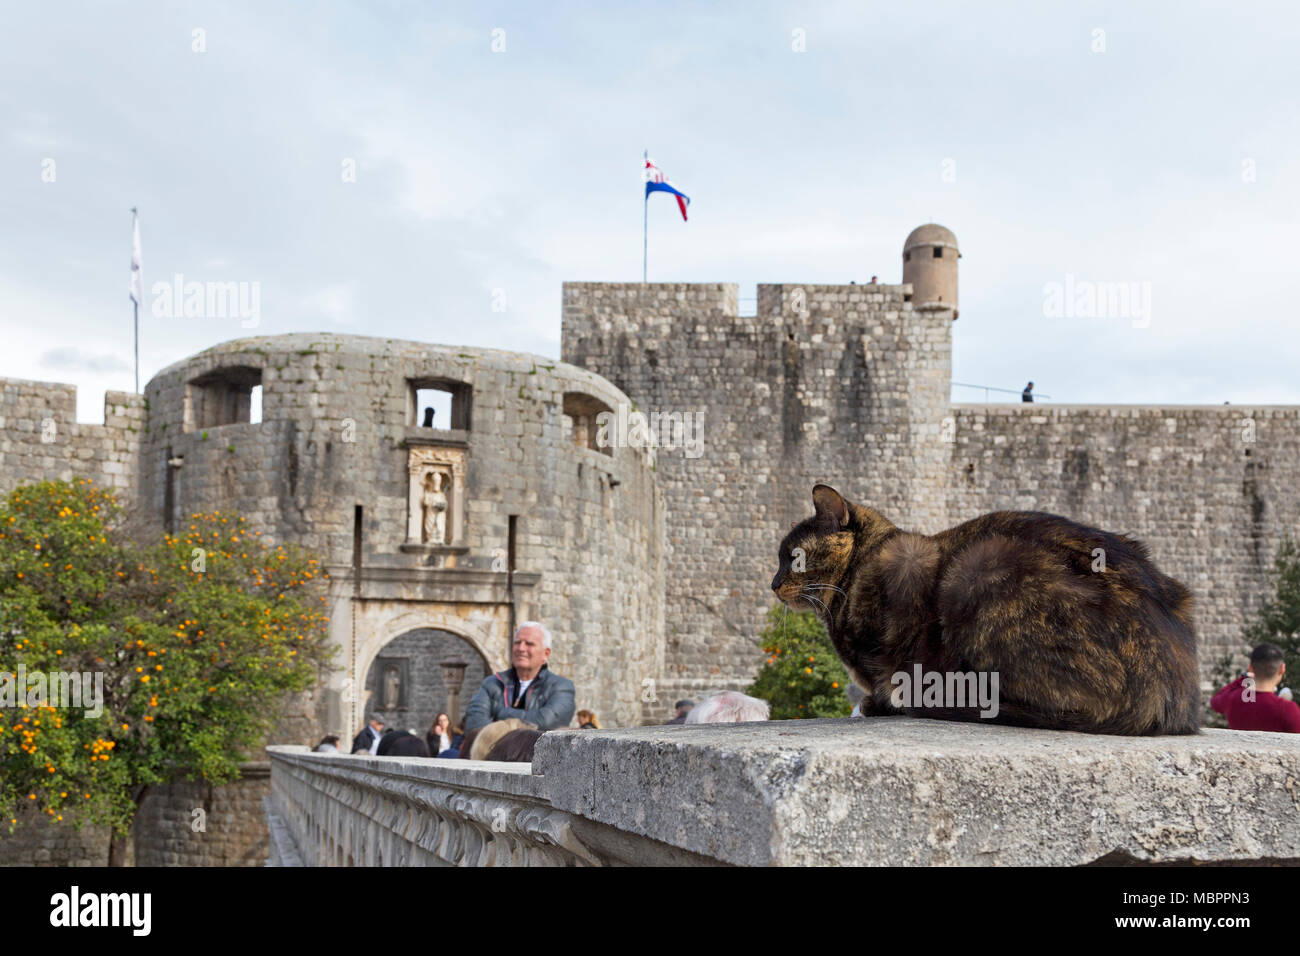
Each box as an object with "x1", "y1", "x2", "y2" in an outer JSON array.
[{"x1": 902, "y1": 223, "x2": 959, "y2": 319}]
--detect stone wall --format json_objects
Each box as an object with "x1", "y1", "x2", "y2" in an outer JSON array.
[
  {"x1": 0, "y1": 768, "x2": 271, "y2": 867},
  {"x1": 948, "y1": 404, "x2": 1300, "y2": 674},
  {"x1": 0, "y1": 380, "x2": 143, "y2": 496},
  {"x1": 137, "y1": 334, "x2": 663, "y2": 732},
  {"x1": 562, "y1": 282, "x2": 1300, "y2": 697},
  {"x1": 561, "y1": 282, "x2": 953, "y2": 707},
  {"x1": 0, "y1": 804, "x2": 114, "y2": 867},
  {"x1": 270, "y1": 720, "x2": 1300, "y2": 866},
  {"x1": 265, "y1": 745, "x2": 707, "y2": 866},
  {"x1": 131, "y1": 764, "x2": 272, "y2": 866}
]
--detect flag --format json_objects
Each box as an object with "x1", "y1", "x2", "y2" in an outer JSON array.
[
  {"x1": 644, "y1": 156, "x2": 690, "y2": 221},
  {"x1": 129, "y1": 210, "x2": 143, "y2": 306}
]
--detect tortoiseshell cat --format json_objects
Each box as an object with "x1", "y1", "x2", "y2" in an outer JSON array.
[{"x1": 772, "y1": 485, "x2": 1200, "y2": 735}]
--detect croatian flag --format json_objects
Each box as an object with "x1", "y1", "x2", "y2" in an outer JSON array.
[{"x1": 644, "y1": 156, "x2": 690, "y2": 221}]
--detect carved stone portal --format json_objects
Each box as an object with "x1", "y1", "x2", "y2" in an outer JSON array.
[{"x1": 407, "y1": 445, "x2": 466, "y2": 547}]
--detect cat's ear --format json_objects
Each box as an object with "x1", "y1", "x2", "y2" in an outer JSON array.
[{"x1": 812, "y1": 484, "x2": 850, "y2": 528}]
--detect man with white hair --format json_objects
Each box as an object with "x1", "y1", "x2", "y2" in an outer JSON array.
[
  {"x1": 464, "y1": 622, "x2": 576, "y2": 732},
  {"x1": 684, "y1": 690, "x2": 770, "y2": 723}
]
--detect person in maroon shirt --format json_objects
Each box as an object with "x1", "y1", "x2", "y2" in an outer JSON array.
[{"x1": 1211, "y1": 643, "x2": 1300, "y2": 733}]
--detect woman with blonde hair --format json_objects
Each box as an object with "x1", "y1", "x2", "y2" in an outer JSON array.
[{"x1": 575, "y1": 709, "x2": 600, "y2": 729}]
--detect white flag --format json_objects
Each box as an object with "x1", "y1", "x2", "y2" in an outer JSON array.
[{"x1": 129, "y1": 211, "x2": 143, "y2": 305}]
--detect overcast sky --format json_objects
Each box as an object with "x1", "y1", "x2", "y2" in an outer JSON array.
[{"x1": 2, "y1": 0, "x2": 1296, "y2": 422}]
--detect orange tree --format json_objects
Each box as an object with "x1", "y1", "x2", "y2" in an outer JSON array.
[
  {"x1": 0, "y1": 479, "x2": 332, "y2": 863},
  {"x1": 747, "y1": 605, "x2": 852, "y2": 719}
]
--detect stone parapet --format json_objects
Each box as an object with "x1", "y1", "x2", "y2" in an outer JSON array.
[
  {"x1": 265, "y1": 746, "x2": 710, "y2": 866},
  {"x1": 270, "y1": 720, "x2": 1300, "y2": 867}
]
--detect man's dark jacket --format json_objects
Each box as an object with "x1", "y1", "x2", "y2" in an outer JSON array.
[
  {"x1": 351, "y1": 725, "x2": 381, "y2": 753},
  {"x1": 464, "y1": 664, "x2": 575, "y2": 731}
]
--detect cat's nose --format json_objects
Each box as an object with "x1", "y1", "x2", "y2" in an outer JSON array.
[{"x1": 771, "y1": 573, "x2": 782, "y2": 592}]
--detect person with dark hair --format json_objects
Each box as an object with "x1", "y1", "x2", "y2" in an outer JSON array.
[
  {"x1": 485, "y1": 729, "x2": 543, "y2": 762},
  {"x1": 351, "y1": 714, "x2": 385, "y2": 754},
  {"x1": 456, "y1": 726, "x2": 482, "y2": 760},
  {"x1": 314, "y1": 734, "x2": 341, "y2": 753},
  {"x1": 665, "y1": 699, "x2": 695, "y2": 725},
  {"x1": 426, "y1": 712, "x2": 452, "y2": 756},
  {"x1": 377, "y1": 728, "x2": 432, "y2": 757},
  {"x1": 1212, "y1": 643, "x2": 1300, "y2": 733},
  {"x1": 1021, "y1": 382, "x2": 1034, "y2": 403},
  {"x1": 387, "y1": 734, "x2": 432, "y2": 758}
]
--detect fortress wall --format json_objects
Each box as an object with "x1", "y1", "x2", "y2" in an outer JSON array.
[
  {"x1": 0, "y1": 379, "x2": 143, "y2": 497},
  {"x1": 948, "y1": 404, "x2": 1300, "y2": 675},
  {"x1": 562, "y1": 282, "x2": 953, "y2": 694},
  {"x1": 139, "y1": 334, "x2": 662, "y2": 730}
]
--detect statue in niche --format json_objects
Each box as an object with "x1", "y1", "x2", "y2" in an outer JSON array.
[
  {"x1": 421, "y1": 470, "x2": 449, "y2": 545},
  {"x1": 382, "y1": 664, "x2": 401, "y2": 710}
]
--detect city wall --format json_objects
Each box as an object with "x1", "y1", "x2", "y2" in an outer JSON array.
[{"x1": 562, "y1": 283, "x2": 1300, "y2": 698}]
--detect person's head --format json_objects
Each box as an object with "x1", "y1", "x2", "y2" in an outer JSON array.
[
  {"x1": 685, "y1": 690, "x2": 770, "y2": 723},
  {"x1": 1250, "y1": 643, "x2": 1287, "y2": 688},
  {"x1": 1026, "y1": 382, "x2": 1034, "y2": 389},
  {"x1": 470, "y1": 718, "x2": 537, "y2": 760},
  {"x1": 368, "y1": 714, "x2": 385, "y2": 732},
  {"x1": 512, "y1": 621, "x2": 552, "y2": 679},
  {"x1": 388, "y1": 735, "x2": 431, "y2": 758},
  {"x1": 674, "y1": 699, "x2": 695, "y2": 718},
  {"x1": 576, "y1": 709, "x2": 600, "y2": 729},
  {"x1": 431, "y1": 713, "x2": 450, "y2": 733},
  {"x1": 318, "y1": 734, "x2": 340, "y2": 747}
]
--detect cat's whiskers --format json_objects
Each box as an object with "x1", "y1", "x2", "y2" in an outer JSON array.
[
  {"x1": 800, "y1": 589, "x2": 830, "y2": 616},
  {"x1": 804, "y1": 582, "x2": 846, "y2": 598}
]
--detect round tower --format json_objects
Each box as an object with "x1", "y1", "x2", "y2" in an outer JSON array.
[{"x1": 902, "y1": 223, "x2": 959, "y2": 319}]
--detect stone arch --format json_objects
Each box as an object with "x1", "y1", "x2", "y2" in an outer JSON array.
[
  {"x1": 356, "y1": 611, "x2": 498, "y2": 736},
  {"x1": 358, "y1": 609, "x2": 504, "y2": 683}
]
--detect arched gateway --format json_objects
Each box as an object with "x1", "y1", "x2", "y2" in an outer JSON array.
[{"x1": 361, "y1": 628, "x2": 489, "y2": 736}]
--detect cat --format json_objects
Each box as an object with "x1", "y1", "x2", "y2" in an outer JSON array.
[{"x1": 771, "y1": 484, "x2": 1200, "y2": 735}]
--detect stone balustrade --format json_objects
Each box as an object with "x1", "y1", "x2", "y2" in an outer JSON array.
[{"x1": 267, "y1": 718, "x2": 1300, "y2": 867}]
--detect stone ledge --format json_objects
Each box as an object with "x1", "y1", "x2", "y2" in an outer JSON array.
[
  {"x1": 265, "y1": 747, "x2": 715, "y2": 866},
  {"x1": 533, "y1": 718, "x2": 1300, "y2": 866}
]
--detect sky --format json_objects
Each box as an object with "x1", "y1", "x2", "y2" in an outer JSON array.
[{"x1": 2, "y1": 0, "x2": 1297, "y2": 423}]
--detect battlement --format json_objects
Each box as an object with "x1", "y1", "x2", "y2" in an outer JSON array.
[
  {"x1": 562, "y1": 280, "x2": 919, "y2": 327},
  {"x1": 0, "y1": 377, "x2": 144, "y2": 493}
]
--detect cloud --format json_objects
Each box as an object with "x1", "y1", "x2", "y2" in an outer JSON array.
[
  {"x1": 39, "y1": 348, "x2": 132, "y2": 375},
  {"x1": 300, "y1": 283, "x2": 359, "y2": 325}
]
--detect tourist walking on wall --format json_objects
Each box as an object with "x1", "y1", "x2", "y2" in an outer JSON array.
[
  {"x1": 1022, "y1": 382, "x2": 1034, "y2": 403},
  {"x1": 464, "y1": 622, "x2": 576, "y2": 731}
]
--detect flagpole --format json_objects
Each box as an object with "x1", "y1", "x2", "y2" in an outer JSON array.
[
  {"x1": 130, "y1": 206, "x2": 139, "y2": 392},
  {"x1": 131, "y1": 207, "x2": 139, "y2": 393},
  {"x1": 642, "y1": 150, "x2": 648, "y2": 283}
]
